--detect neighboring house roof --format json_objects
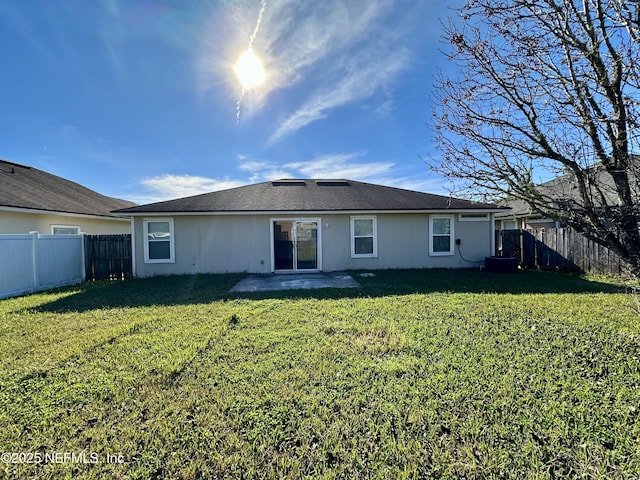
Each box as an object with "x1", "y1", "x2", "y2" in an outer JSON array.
[
  {"x1": 496, "y1": 197, "x2": 536, "y2": 219},
  {"x1": 0, "y1": 159, "x2": 136, "y2": 217},
  {"x1": 496, "y1": 160, "x2": 640, "y2": 220},
  {"x1": 114, "y1": 179, "x2": 503, "y2": 214}
]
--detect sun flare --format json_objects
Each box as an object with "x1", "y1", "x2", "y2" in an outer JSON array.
[{"x1": 234, "y1": 48, "x2": 265, "y2": 90}]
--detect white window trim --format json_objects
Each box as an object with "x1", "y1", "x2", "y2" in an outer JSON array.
[
  {"x1": 143, "y1": 218, "x2": 175, "y2": 264},
  {"x1": 429, "y1": 215, "x2": 455, "y2": 256},
  {"x1": 51, "y1": 225, "x2": 81, "y2": 235},
  {"x1": 350, "y1": 216, "x2": 378, "y2": 258},
  {"x1": 458, "y1": 213, "x2": 489, "y2": 222}
]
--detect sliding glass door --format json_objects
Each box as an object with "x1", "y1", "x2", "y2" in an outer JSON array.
[
  {"x1": 294, "y1": 221, "x2": 318, "y2": 270},
  {"x1": 272, "y1": 220, "x2": 320, "y2": 271}
]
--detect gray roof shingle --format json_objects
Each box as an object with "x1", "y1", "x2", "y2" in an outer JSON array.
[
  {"x1": 496, "y1": 161, "x2": 640, "y2": 219},
  {"x1": 0, "y1": 159, "x2": 136, "y2": 216},
  {"x1": 114, "y1": 179, "x2": 502, "y2": 214}
]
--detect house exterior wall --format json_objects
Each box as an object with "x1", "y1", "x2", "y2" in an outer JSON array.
[
  {"x1": 133, "y1": 212, "x2": 494, "y2": 277},
  {"x1": 0, "y1": 210, "x2": 131, "y2": 235},
  {"x1": 134, "y1": 215, "x2": 272, "y2": 277},
  {"x1": 323, "y1": 213, "x2": 492, "y2": 271},
  {"x1": 321, "y1": 214, "x2": 433, "y2": 270}
]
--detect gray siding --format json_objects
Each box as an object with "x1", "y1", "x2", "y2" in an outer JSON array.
[
  {"x1": 134, "y1": 215, "x2": 271, "y2": 277},
  {"x1": 322, "y1": 213, "x2": 491, "y2": 270},
  {"x1": 133, "y1": 213, "x2": 493, "y2": 277}
]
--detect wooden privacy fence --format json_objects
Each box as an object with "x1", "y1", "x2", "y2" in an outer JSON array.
[
  {"x1": 499, "y1": 228, "x2": 625, "y2": 276},
  {"x1": 84, "y1": 234, "x2": 132, "y2": 281}
]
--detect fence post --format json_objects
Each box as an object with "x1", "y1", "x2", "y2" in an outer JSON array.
[
  {"x1": 130, "y1": 219, "x2": 136, "y2": 278},
  {"x1": 29, "y1": 231, "x2": 40, "y2": 291},
  {"x1": 80, "y1": 232, "x2": 87, "y2": 281}
]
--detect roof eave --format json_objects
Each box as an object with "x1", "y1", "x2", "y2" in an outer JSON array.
[
  {"x1": 114, "y1": 207, "x2": 508, "y2": 217},
  {"x1": 1, "y1": 205, "x2": 132, "y2": 220}
]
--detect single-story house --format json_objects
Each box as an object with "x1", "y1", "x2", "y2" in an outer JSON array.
[
  {"x1": 0, "y1": 159, "x2": 135, "y2": 234},
  {"x1": 114, "y1": 179, "x2": 506, "y2": 277}
]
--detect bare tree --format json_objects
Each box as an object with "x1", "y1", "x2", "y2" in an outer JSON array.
[{"x1": 431, "y1": 0, "x2": 640, "y2": 276}]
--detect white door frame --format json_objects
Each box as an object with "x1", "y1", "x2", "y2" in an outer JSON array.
[{"x1": 270, "y1": 218, "x2": 322, "y2": 273}]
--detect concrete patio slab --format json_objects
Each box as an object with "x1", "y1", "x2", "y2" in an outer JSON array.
[{"x1": 229, "y1": 272, "x2": 361, "y2": 293}]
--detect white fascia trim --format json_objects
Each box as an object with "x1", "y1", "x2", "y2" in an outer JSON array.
[
  {"x1": 0, "y1": 206, "x2": 131, "y2": 222},
  {"x1": 122, "y1": 208, "x2": 507, "y2": 217}
]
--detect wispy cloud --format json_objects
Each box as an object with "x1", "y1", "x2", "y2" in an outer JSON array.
[
  {"x1": 197, "y1": 0, "x2": 416, "y2": 137},
  {"x1": 368, "y1": 175, "x2": 453, "y2": 196},
  {"x1": 0, "y1": 3, "x2": 56, "y2": 67},
  {"x1": 238, "y1": 151, "x2": 395, "y2": 184},
  {"x1": 133, "y1": 174, "x2": 245, "y2": 203},
  {"x1": 236, "y1": 155, "x2": 294, "y2": 182},
  {"x1": 99, "y1": 1, "x2": 126, "y2": 81},
  {"x1": 262, "y1": 0, "x2": 413, "y2": 141},
  {"x1": 284, "y1": 152, "x2": 393, "y2": 179},
  {"x1": 267, "y1": 51, "x2": 409, "y2": 144},
  {"x1": 361, "y1": 98, "x2": 396, "y2": 120},
  {"x1": 282, "y1": 152, "x2": 450, "y2": 194}
]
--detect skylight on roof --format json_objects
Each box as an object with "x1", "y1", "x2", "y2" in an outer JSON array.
[
  {"x1": 272, "y1": 180, "x2": 306, "y2": 186},
  {"x1": 315, "y1": 180, "x2": 350, "y2": 186}
]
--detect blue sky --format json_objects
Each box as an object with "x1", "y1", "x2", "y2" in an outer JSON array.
[{"x1": 0, "y1": 1, "x2": 461, "y2": 204}]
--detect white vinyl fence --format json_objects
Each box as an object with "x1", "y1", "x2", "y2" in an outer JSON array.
[{"x1": 0, "y1": 232, "x2": 85, "y2": 300}]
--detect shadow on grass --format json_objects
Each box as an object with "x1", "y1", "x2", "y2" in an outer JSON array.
[{"x1": 27, "y1": 269, "x2": 625, "y2": 313}]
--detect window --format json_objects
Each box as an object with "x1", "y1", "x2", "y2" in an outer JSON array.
[
  {"x1": 144, "y1": 218, "x2": 175, "y2": 263},
  {"x1": 459, "y1": 213, "x2": 489, "y2": 222},
  {"x1": 351, "y1": 216, "x2": 377, "y2": 257},
  {"x1": 51, "y1": 225, "x2": 80, "y2": 235},
  {"x1": 429, "y1": 215, "x2": 454, "y2": 256}
]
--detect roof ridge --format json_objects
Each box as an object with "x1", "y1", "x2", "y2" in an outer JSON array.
[{"x1": 0, "y1": 159, "x2": 31, "y2": 170}]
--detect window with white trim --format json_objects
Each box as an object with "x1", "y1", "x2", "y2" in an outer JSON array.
[
  {"x1": 144, "y1": 218, "x2": 175, "y2": 263},
  {"x1": 429, "y1": 215, "x2": 454, "y2": 256},
  {"x1": 51, "y1": 225, "x2": 80, "y2": 235},
  {"x1": 458, "y1": 213, "x2": 489, "y2": 222},
  {"x1": 350, "y1": 216, "x2": 377, "y2": 257}
]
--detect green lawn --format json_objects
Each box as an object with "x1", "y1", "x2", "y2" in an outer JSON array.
[{"x1": 0, "y1": 270, "x2": 638, "y2": 479}]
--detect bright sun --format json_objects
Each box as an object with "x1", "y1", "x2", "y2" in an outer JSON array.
[{"x1": 234, "y1": 48, "x2": 265, "y2": 90}]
